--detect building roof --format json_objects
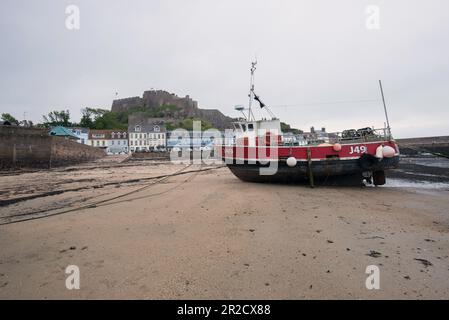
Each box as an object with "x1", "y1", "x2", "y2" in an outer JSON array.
[
  {"x1": 70, "y1": 127, "x2": 90, "y2": 134},
  {"x1": 88, "y1": 129, "x2": 128, "y2": 140},
  {"x1": 49, "y1": 126, "x2": 79, "y2": 139},
  {"x1": 128, "y1": 123, "x2": 166, "y2": 133}
]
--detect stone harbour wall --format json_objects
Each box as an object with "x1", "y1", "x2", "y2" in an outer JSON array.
[{"x1": 0, "y1": 126, "x2": 105, "y2": 170}]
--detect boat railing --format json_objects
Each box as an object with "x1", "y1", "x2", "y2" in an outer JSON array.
[
  {"x1": 215, "y1": 127, "x2": 392, "y2": 147},
  {"x1": 282, "y1": 127, "x2": 392, "y2": 146}
]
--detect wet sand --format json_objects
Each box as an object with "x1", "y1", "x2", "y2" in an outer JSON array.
[{"x1": 1, "y1": 158, "x2": 449, "y2": 299}]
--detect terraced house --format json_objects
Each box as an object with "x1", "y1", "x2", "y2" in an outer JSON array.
[
  {"x1": 88, "y1": 129, "x2": 128, "y2": 154},
  {"x1": 128, "y1": 123, "x2": 166, "y2": 152}
]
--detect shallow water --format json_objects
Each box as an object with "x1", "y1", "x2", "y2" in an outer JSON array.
[
  {"x1": 386, "y1": 178, "x2": 449, "y2": 190},
  {"x1": 403, "y1": 157, "x2": 449, "y2": 169}
]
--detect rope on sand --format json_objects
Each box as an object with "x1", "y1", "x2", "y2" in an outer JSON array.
[{"x1": 0, "y1": 165, "x2": 224, "y2": 226}]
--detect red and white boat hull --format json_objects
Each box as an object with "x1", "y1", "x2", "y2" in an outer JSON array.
[{"x1": 216, "y1": 141, "x2": 400, "y2": 185}]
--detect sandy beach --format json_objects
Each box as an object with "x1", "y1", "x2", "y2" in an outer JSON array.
[{"x1": 1, "y1": 157, "x2": 449, "y2": 299}]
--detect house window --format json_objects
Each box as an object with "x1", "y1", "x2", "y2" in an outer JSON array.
[
  {"x1": 154, "y1": 125, "x2": 160, "y2": 132},
  {"x1": 135, "y1": 125, "x2": 141, "y2": 132},
  {"x1": 130, "y1": 140, "x2": 133, "y2": 146},
  {"x1": 96, "y1": 141, "x2": 100, "y2": 146},
  {"x1": 111, "y1": 140, "x2": 114, "y2": 145},
  {"x1": 111, "y1": 132, "x2": 115, "y2": 139}
]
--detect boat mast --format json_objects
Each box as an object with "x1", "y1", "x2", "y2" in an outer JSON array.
[
  {"x1": 248, "y1": 61, "x2": 257, "y2": 121},
  {"x1": 378, "y1": 80, "x2": 392, "y2": 139}
]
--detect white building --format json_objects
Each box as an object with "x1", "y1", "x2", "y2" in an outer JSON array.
[
  {"x1": 88, "y1": 129, "x2": 128, "y2": 154},
  {"x1": 70, "y1": 127, "x2": 89, "y2": 145},
  {"x1": 128, "y1": 123, "x2": 166, "y2": 152},
  {"x1": 304, "y1": 126, "x2": 330, "y2": 143}
]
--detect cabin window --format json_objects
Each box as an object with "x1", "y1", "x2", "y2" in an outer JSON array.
[{"x1": 247, "y1": 123, "x2": 254, "y2": 131}]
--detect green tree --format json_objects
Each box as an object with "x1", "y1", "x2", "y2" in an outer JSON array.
[
  {"x1": 281, "y1": 122, "x2": 303, "y2": 134},
  {"x1": 165, "y1": 121, "x2": 175, "y2": 131},
  {"x1": 177, "y1": 118, "x2": 214, "y2": 131},
  {"x1": 74, "y1": 104, "x2": 210, "y2": 131},
  {"x1": 1, "y1": 113, "x2": 19, "y2": 125},
  {"x1": 42, "y1": 110, "x2": 71, "y2": 127},
  {"x1": 79, "y1": 108, "x2": 95, "y2": 128},
  {"x1": 93, "y1": 111, "x2": 127, "y2": 130}
]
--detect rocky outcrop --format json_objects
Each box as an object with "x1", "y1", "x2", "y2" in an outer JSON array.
[
  {"x1": 111, "y1": 96, "x2": 144, "y2": 113},
  {"x1": 127, "y1": 114, "x2": 167, "y2": 128},
  {"x1": 142, "y1": 90, "x2": 198, "y2": 110},
  {"x1": 111, "y1": 90, "x2": 233, "y2": 129}
]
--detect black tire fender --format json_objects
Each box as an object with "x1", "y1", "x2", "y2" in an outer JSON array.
[{"x1": 359, "y1": 153, "x2": 379, "y2": 171}]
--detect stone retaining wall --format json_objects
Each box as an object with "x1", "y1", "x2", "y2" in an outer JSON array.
[{"x1": 0, "y1": 126, "x2": 105, "y2": 169}]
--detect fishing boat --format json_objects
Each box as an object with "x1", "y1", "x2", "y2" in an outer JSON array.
[{"x1": 216, "y1": 62, "x2": 400, "y2": 186}]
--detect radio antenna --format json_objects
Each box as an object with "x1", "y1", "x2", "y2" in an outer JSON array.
[
  {"x1": 248, "y1": 60, "x2": 257, "y2": 121},
  {"x1": 379, "y1": 80, "x2": 392, "y2": 139}
]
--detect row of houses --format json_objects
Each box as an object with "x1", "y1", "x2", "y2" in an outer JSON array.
[
  {"x1": 50, "y1": 123, "x2": 167, "y2": 154},
  {"x1": 50, "y1": 124, "x2": 331, "y2": 154}
]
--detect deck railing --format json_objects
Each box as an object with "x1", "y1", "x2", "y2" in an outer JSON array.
[
  {"x1": 282, "y1": 127, "x2": 392, "y2": 146},
  {"x1": 215, "y1": 127, "x2": 393, "y2": 147}
]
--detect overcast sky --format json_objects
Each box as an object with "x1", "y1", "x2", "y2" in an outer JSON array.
[{"x1": 1, "y1": 0, "x2": 448, "y2": 138}]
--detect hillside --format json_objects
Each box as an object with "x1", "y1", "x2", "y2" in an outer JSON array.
[{"x1": 111, "y1": 90, "x2": 234, "y2": 130}]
